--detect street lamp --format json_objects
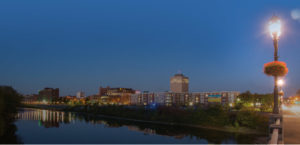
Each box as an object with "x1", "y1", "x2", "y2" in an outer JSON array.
[
  {"x1": 278, "y1": 79, "x2": 284, "y2": 109},
  {"x1": 277, "y1": 79, "x2": 284, "y2": 87},
  {"x1": 269, "y1": 15, "x2": 282, "y2": 114}
]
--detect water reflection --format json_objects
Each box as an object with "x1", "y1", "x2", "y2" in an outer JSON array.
[
  {"x1": 17, "y1": 109, "x2": 74, "y2": 128},
  {"x1": 16, "y1": 108, "x2": 265, "y2": 144}
]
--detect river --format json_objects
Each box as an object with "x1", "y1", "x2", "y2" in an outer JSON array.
[{"x1": 12, "y1": 108, "x2": 264, "y2": 144}]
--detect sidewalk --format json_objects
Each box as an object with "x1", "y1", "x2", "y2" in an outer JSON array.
[{"x1": 283, "y1": 108, "x2": 300, "y2": 144}]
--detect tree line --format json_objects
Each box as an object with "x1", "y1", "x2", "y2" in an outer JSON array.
[{"x1": 0, "y1": 86, "x2": 23, "y2": 144}]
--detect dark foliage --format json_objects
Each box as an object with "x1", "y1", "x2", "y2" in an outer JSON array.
[
  {"x1": 0, "y1": 86, "x2": 23, "y2": 144},
  {"x1": 237, "y1": 91, "x2": 273, "y2": 112},
  {"x1": 65, "y1": 104, "x2": 268, "y2": 132}
]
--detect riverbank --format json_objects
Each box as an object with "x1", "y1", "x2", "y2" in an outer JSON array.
[
  {"x1": 16, "y1": 108, "x2": 266, "y2": 144},
  {"x1": 0, "y1": 86, "x2": 23, "y2": 144},
  {"x1": 22, "y1": 104, "x2": 268, "y2": 135},
  {"x1": 78, "y1": 111, "x2": 264, "y2": 135}
]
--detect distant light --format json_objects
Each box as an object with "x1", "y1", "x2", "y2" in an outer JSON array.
[
  {"x1": 283, "y1": 105, "x2": 300, "y2": 113},
  {"x1": 291, "y1": 9, "x2": 300, "y2": 21},
  {"x1": 42, "y1": 99, "x2": 47, "y2": 104}
]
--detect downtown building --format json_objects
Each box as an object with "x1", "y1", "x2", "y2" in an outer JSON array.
[
  {"x1": 170, "y1": 73, "x2": 189, "y2": 93},
  {"x1": 22, "y1": 94, "x2": 39, "y2": 104},
  {"x1": 76, "y1": 91, "x2": 85, "y2": 98},
  {"x1": 99, "y1": 86, "x2": 135, "y2": 105},
  {"x1": 38, "y1": 88, "x2": 59, "y2": 103},
  {"x1": 130, "y1": 91, "x2": 240, "y2": 106},
  {"x1": 130, "y1": 73, "x2": 239, "y2": 106}
]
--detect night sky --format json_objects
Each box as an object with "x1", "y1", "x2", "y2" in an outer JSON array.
[{"x1": 1, "y1": 0, "x2": 300, "y2": 96}]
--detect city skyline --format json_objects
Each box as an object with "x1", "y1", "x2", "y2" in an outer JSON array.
[
  {"x1": 1, "y1": 0, "x2": 300, "y2": 97},
  {"x1": 1, "y1": 1, "x2": 300, "y2": 144}
]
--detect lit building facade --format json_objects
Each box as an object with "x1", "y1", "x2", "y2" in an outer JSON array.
[
  {"x1": 22, "y1": 94, "x2": 38, "y2": 104},
  {"x1": 76, "y1": 91, "x2": 85, "y2": 98},
  {"x1": 170, "y1": 73, "x2": 189, "y2": 93},
  {"x1": 130, "y1": 91, "x2": 240, "y2": 106},
  {"x1": 38, "y1": 88, "x2": 59, "y2": 103},
  {"x1": 99, "y1": 86, "x2": 135, "y2": 105}
]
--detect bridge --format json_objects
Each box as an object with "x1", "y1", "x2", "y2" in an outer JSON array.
[
  {"x1": 268, "y1": 105, "x2": 300, "y2": 144},
  {"x1": 283, "y1": 105, "x2": 300, "y2": 144}
]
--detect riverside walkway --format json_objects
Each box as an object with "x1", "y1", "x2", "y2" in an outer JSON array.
[{"x1": 283, "y1": 105, "x2": 300, "y2": 144}]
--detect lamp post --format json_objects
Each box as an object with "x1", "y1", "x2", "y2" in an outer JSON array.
[
  {"x1": 278, "y1": 79, "x2": 284, "y2": 88},
  {"x1": 278, "y1": 79, "x2": 284, "y2": 109},
  {"x1": 268, "y1": 16, "x2": 282, "y2": 114}
]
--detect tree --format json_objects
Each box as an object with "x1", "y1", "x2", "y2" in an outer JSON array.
[
  {"x1": 238, "y1": 91, "x2": 254, "y2": 104},
  {"x1": 0, "y1": 86, "x2": 23, "y2": 143},
  {"x1": 237, "y1": 91, "x2": 273, "y2": 112}
]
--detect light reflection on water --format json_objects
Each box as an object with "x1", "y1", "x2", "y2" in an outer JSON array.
[{"x1": 15, "y1": 108, "x2": 264, "y2": 144}]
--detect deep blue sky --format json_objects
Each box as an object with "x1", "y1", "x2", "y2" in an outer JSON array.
[{"x1": 1, "y1": 0, "x2": 300, "y2": 96}]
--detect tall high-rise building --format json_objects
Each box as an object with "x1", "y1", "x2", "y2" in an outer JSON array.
[{"x1": 170, "y1": 73, "x2": 189, "y2": 93}]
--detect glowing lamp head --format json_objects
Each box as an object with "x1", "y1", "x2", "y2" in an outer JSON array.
[
  {"x1": 278, "y1": 79, "x2": 284, "y2": 86},
  {"x1": 269, "y1": 16, "x2": 281, "y2": 39}
]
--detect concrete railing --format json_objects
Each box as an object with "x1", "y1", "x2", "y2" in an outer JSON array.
[{"x1": 268, "y1": 114, "x2": 283, "y2": 144}]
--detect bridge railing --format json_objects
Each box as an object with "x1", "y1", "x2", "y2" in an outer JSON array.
[{"x1": 268, "y1": 114, "x2": 283, "y2": 144}]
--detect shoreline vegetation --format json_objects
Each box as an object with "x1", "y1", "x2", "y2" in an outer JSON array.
[
  {"x1": 22, "y1": 104, "x2": 269, "y2": 135},
  {"x1": 0, "y1": 86, "x2": 23, "y2": 144}
]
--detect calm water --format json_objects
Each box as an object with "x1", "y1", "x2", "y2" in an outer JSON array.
[{"x1": 14, "y1": 108, "x2": 263, "y2": 144}]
